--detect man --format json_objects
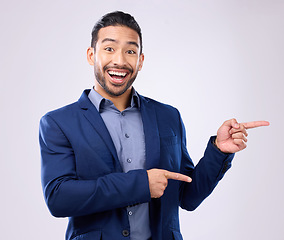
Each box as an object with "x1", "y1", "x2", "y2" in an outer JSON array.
[{"x1": 39, "y1": 11, "x2": 269, "y2": 240}]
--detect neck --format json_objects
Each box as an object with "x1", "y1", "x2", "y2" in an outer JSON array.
[{"x1": 94, "y1": 86, "x2": 132, "y2": 112}]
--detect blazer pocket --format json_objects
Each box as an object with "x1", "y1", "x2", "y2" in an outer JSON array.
[
  {"x1": 172, "y1": 230, "x2": 183, "y2": 240},
  {"x1": 72, "y1": 230, "x2": 102, "y2": 240},
  {"x1": 160, "y1": 135, "x2": 178, "y2": 147}
]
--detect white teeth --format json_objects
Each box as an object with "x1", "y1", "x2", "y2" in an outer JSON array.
[{"x1": 108, "y1": 70, "x2": 127, "y2": 77}]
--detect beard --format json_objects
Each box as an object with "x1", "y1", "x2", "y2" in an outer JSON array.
[{"x1": 94, "y1": 65, "x2": 138, "y2": 97}]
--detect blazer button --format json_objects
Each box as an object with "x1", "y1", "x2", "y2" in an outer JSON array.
[{"x1": 122, "y1": 230, "x2": 129, "y2": 237}]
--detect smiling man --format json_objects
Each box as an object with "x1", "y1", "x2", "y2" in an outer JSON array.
[
  {"x1": 39, "y1": 11, "x2": 269, "y2": 240},
  {"x1": 87, "y1": 24, "x2": 144, "y2": 111}
]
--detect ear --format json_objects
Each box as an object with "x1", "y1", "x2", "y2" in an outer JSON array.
[
  {"x1": 138, "y1": 53, "x2": 144, "y2": 71},
  {"x1": 87, "y1": 47, "x2": 95, "y2": 65}
]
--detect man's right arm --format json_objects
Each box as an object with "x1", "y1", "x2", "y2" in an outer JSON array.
[{"x1": 39, "y1": 114, "x2": 151, "y2": 217}]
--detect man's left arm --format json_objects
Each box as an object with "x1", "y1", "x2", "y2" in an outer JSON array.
[{"x1": 179, "y1": 117, "x2": 269, "y2": 211}]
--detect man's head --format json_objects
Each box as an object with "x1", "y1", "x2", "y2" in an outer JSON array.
[
  {"x1": 87, "y1": 11, "x2": 144, "y2": 98},
  {"x1": 91, "y1": 11, "x2": 143, "y2": 54}
]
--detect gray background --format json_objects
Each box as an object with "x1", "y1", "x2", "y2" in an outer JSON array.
[{"x1": 1, "y1": 0, "x2": 283, "y2": 239}]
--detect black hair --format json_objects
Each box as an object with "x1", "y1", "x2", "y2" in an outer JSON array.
[{"x1": 91, "y1": 11, "x2": 143, "y2": 54}]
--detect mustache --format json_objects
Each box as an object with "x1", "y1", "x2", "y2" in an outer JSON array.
[{"x1": 103, "y1": 65, "x2": 133, "y2": 73}]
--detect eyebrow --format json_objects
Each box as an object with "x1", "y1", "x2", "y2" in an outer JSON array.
[{"x1": 101, "y1": 38, "x2": 139, "y2": 48}]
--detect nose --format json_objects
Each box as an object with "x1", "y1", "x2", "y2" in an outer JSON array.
[{"x1": 112, "y1": 50, "x2": 127, "y2": 66}]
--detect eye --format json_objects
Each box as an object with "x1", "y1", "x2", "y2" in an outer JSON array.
[
  {"x1": 126, "y1": 50, "x2": 136, "y2": 54},
  {"x1": 105, "y1": 47, "x2": 114, "y2": 52}
]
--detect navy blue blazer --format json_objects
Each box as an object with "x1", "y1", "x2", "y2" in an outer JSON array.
[{"x1": 39, "y1": 89, "x2": 234, "y2": 240}]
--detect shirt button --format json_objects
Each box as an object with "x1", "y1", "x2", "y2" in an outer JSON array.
[
  {"x1": 121, "y1": 112, "x2": 125, "y2": 116},
  {"x1": 122, "y1": 230, "x2": 129, "y2": 237},
  {"x1": 127, "y1": 158, "x2": 132, "y2": 163},
  {"x1": 128, "y1": 211, "x2": 133, "y2": 216},
  {"x1": 125, "y1": 133, "x2": 130, "y2": 138}
]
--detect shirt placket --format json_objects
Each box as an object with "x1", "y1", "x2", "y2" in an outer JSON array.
[
  {"x1": 120, "y1": 110, "x2": 138, "y2": 225},
  {"x1": 120, "y1": 110, "x2": 134, "y2": 173}
]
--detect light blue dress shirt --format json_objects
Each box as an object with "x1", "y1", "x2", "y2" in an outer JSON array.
[{"x1": 88, "y1": 88, "x2": 151, "y2": 240}]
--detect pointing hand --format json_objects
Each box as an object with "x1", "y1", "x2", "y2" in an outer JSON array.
[
  {"x1": 215, "y1": 119, "x2": 270, "y2": 153},
  {"x1": 147, "y1": 169, "x2": 192, "y2": 198}
]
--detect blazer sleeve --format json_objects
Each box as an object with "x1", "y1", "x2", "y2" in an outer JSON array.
[
  {"x1": 177, "y1": 113, "x2": 234, "y2": 211},
  {"x1": 39, "y1": 114, "x2": 151, "y2": 218}
]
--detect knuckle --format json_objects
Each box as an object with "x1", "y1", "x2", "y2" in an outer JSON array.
[
  {"x1": 162, "y1": 179, "x2": 168, "y2": 186},
  {"x1": 159, "y1": 190, "x2": 164, "y2": 197}
]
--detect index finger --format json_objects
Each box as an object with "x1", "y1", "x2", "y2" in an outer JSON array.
[
  {"x1": 242, "y1": 121, "x2": 270, "y2": 129},
  {"x1": 165, "y1": 171, "x2": 192, "y2": 183}
]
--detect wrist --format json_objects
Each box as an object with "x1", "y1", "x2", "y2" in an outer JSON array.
[{"x1": 213, "y1": 138, "x2": 222, "y2": 152}]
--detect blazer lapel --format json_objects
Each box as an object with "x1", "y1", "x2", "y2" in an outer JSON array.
[
  {"x1": 78, "y1": 90, "x2": 122, "y2": 172},
  {"x1": 140, "y1": 95, "x2": 161, "y2": 170}
]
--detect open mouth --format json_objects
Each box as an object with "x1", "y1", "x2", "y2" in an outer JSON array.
[{"x1": 107, "y1": 70, "x2": 129, "y2": 84}]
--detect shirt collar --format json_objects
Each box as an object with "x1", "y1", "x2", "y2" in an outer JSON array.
[{"x1": 88, "y1": 87, "x2": 140, "y2": 112}]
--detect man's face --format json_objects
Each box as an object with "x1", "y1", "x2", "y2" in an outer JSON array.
[{"x1": 87, "y1": 25, "x2": 144, "y2": 97}]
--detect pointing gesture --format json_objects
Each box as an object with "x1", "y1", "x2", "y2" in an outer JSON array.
[
  {"x1": 242, "y1": 121, "x2": 270, "y2": 129},
  {"x1": 147, "y1": 119, "x2": 269, "y2": 198},
  {"x1": 215, "y1": 119, "x2": 270, "y2": 153},
  {"x1": 147, "y1": 169, "x2": 192, "y2": 198}
]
